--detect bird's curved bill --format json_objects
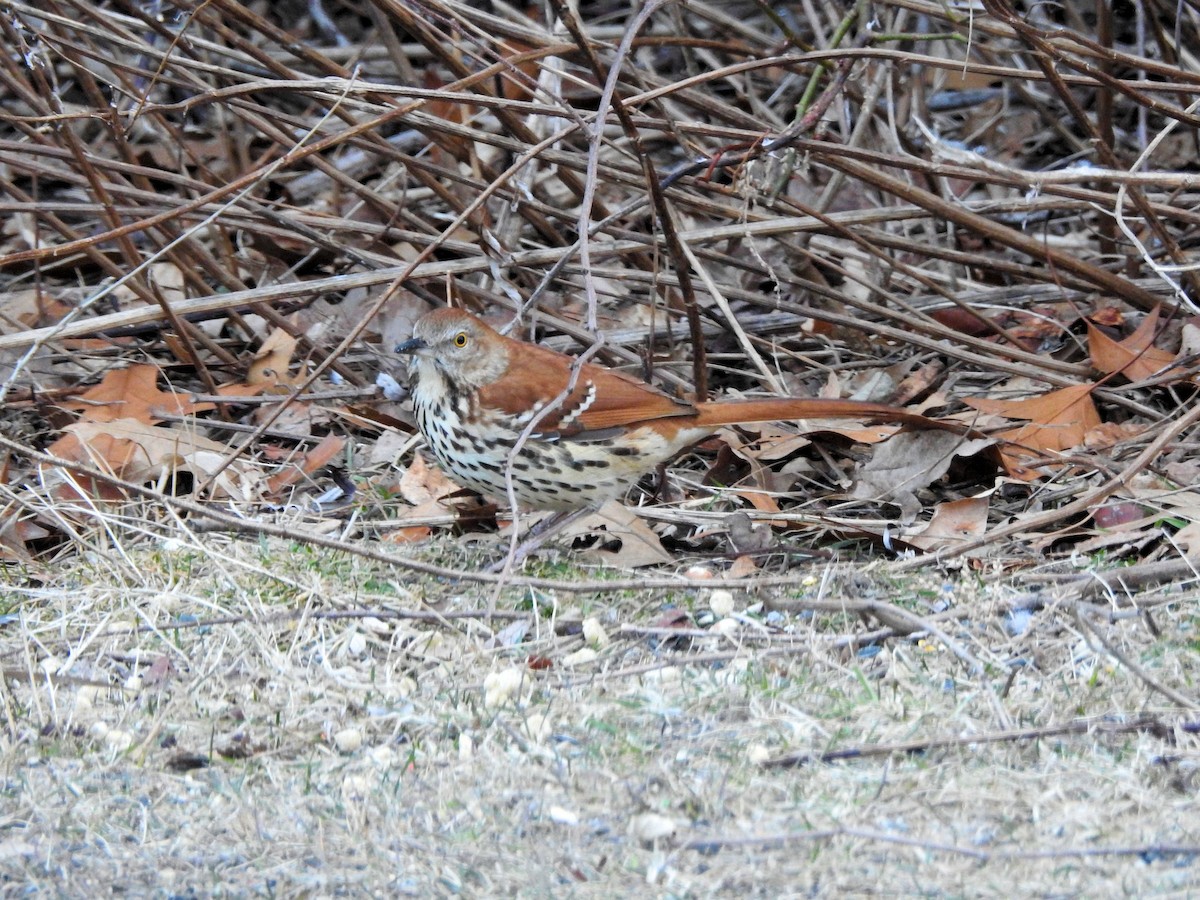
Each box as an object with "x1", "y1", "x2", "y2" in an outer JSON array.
[{"x1": 393, "y1": 337, "x2": 428, "y2": 354}]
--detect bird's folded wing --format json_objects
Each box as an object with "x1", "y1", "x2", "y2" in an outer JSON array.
[{"x1": 474, "y1": 341, "x2": 696, "y2": 436}]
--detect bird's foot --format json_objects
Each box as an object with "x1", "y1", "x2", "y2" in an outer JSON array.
[{"x1": 486, "y1": 508, "x2": 592, "y2": 574}]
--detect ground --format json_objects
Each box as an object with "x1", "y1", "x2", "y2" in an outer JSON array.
[{"x1": 2, "y1": 535, "x2": 1198, "y2": 897}]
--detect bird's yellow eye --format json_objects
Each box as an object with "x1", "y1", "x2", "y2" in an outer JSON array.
[{"x1": 453, "y1": 332, "x2": 468, "y2": 348}]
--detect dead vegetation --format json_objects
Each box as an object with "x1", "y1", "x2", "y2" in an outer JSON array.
[{"x1": 2, "y1": 0, "x2": 1200, "y2": 894}]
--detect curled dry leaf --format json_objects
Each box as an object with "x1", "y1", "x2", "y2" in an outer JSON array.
[
  {"x1": 966, "y1": 383, "x2": 1101, "y2": 480},
  {"x1": 903, "y1": 496, "x2": 991, "y2": 552},
  {"x1": 61, "y1": 364, "x2": 215, "y2": 424},
  {"x1": 263, "y1": 434, "x2": 346, "y2": 497},
  {"x1": 1172, "y1": 521, "x2": 1200, "y2": 556},
  {"x1": 384, "y1": 453, "x2": 468, "y2": 543},
  {"x1": 1087, "y1": 306, "x2": 1186, "y2": 385},
  {"x1": 4, "y1": 287, "x2": 77, "y2": 329},
  {"x1": 726, "y1": 555, "x2": 759, "y2": 578},
  {"x1": 398, "y1": 453, "x2": 460, "y2": 506},
  {"x1": 47, "y1": 418, "x2": 258, "y2": 500},
  {"x1": 893, "y1": 360, "x2": 945, "y2": 406},
  {"x1": 561, "y1": 500, "x2": 672, "y2": 568},
  {"x1": 248, "y1": 328, "x2": 306, "y2": 388},
  {"x1": 1082, "y1": 421, "x2": 1144, "y2": 450},
  {"x1": 0, "y1": 516, "x2": 50, "y2": 562},
  {"x1": 852, "y1": 431, "x2": 993, "y2": 523},
  {"x1": 966, "y1": 384, "x2": 1101, "y2": 451}
]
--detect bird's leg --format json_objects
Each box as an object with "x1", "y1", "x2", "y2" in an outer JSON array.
[
  {"x1": 652, "y1": 460, "x2": 674, "y2": 504},
  {"x1": 488, "y1": 507, "x2": 594, "y2": 574}
]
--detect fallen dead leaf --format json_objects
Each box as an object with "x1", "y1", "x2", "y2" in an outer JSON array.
[
  {"x1": 1171, "y1": 521, "x2": 1200, "y2": 556},
  {"x1": 61, "y1": 364, "x2": 215, "y2": 424},
  {"x1": 47, "y1": 418, "x2": 256, "y2": 500},
  {"x1": 264, "y1": 434, "x2": 346, "y2": 496},
  {"x1": 248, "y1": 328, "x2": 307, "y2": 388},
  {"x1": 966, "y1": 383, "x2": 1101, "y2": 451},
  {"x1": 726, "y1": 555, "x2": 759, "y2": 578},
  {"x1": 562, "y1": 501, "x2": 671, "y2": 568},
  {"x1": 903, "y1": 496, "x2": 991, "y2": 552},
  {"x1": 966, "y1": 383, "x2": 1101, "y2": 480},
  {"x1": 398, "y1": 453, "x2": 460, "y2": 505},
  {"x1": 852, "y1": 431, "x2": 992, "y2": 523},
  {"x1": 1087, "y1": 306, "x2": 1185, "y2": 384}
]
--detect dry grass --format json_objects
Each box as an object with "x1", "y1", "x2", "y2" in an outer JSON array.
[{"x1": 3, "y1": 533, "x2": 1199, "y2": 895}]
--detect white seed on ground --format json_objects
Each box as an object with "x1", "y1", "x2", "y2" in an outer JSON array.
[
  {"x1": 368, "y1": 745, "x2": 395, "y2": 768},
  {"x1": 581, "y1": 617, "x2": 610, "y2": 648},
  {"x1": 708, "y1": 589, "x2": 735, "y2": 617},
  {"x1": 341, "y1": 775, "x2": 372, "y2": 800},
  {"x1": 746, "y1": 743, "x2": 772, "y2": 765},
  {"x1": 361, "y1": 616, "x2": 390, "y2": 635},
  {"x1": 483, "y1": 668, "x2": 525, "y2": 708},
  {"x1": 561, "y1": 647, "x2": 598, "y2": 668},
  {"x1": 458, "y1": 732, "x2": 474, "y2": 761},
  {"x1": 548, "y1": 805, "x2": 579, "y2": 826},
  {"x1": 522, "y1": 712, "x2": 552, "y2": 743},
  {"x1": 75, "y1": 685, "x2": 104, "y2": 709},
  {"x1": 709, "y1": 617, "x2": 740, "y2": 638},
  {"x1": 103, "y1": 728, "x2": 133, "y2": 752},
  {"x1": 333, "y1": 728, "x2": 363, "y2": 753},
  {"x1": 629, "y1": 813, "x2": 678, "y2": 844}
]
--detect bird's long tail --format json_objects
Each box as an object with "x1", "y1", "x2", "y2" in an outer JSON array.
[{"x1": 692, "y1": 398, "x2": 973, "y2": 435}]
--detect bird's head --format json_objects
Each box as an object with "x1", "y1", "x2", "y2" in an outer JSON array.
[{"x1": 394, "y1": 308, "x2": 509, "y2": 389}]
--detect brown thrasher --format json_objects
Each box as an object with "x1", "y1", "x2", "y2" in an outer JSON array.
[{"x1": 394, "y1": 308, "x2": 961, "y2": 514}]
